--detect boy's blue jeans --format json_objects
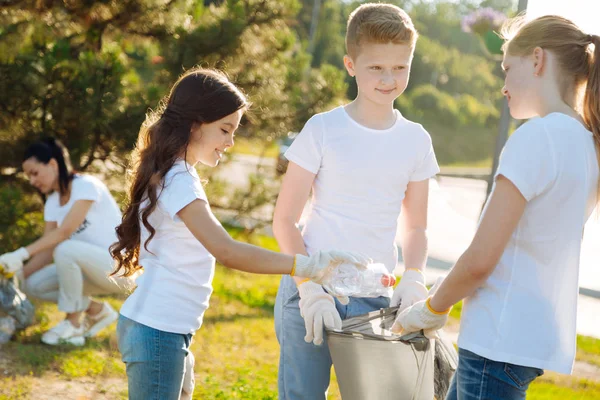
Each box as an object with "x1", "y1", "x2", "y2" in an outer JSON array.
[
  {"x1": 117, "y1": 314, "x2": 193, "y2": 400},
  {"x1": 274, "y1": 275, "x2": 390, "y2": 400},
  {"x1": 446, "y1": 348, "x2": 544, "y2": 400}
]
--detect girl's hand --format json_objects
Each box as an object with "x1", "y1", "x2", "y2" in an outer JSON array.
[
  {"x1": 293, "y1": 250, "x2": 371, "y2": 283},
  {"x1": 392, "y1": 296, "x2": 451, "y2": 337}
]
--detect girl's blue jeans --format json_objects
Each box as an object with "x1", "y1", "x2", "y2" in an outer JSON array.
[
  {"x1": 446, "y1": 348, "x2": 544, "y2": 400},
  {"x1": 117, "y1": 314, "x2": 193, "y2": 400}
]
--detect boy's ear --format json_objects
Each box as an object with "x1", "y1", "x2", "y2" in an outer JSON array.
[{"x1": 343, "y1": 55, "x2": 356, "y2": 77}]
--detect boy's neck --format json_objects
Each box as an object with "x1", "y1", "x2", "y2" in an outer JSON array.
[{"x1": 344, "y1": 96, "x2": 397, "y2": 130}]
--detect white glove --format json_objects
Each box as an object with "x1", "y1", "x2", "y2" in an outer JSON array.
[
  {"x1": 392, "y1": 277, "x2": 450, "y2": 337},
  {"x1": 391, "y1": 269, "x2": 427, "y2": 312},
  {"x1": 294, "y1": 250, "x2": 371, "y2": 284},
  {"x1": 181, "y1": 352, "x2": 195, "y2": 400},
  {"x1": 391, "y1": 298, "x2": 450, "y2": 337},
  {"x1": 0, "y1": 247, "x2": 30, "y2": 274},
  {"x1": 298, "y1": 281, "x2": 342, "y2": 346}
]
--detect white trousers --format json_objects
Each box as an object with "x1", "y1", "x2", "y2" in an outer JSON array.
[{"x1": 24, "y1": 240, "x2": 131, "y2": 313}]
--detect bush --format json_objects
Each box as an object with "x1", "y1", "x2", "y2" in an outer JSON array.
[{"x1": 0, "y1": 184, "x2": 44, "y2": 253}]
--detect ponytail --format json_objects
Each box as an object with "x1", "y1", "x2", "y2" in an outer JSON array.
[
  {"x1": 583, "y1": 35, "x2": 600, "y2": 186},
  {"x1": 501, "y1": 16, "x2": 600, "y2": 204},
  {"x1": 23, "y1": 137, "x2": 75, "y2": 196}
]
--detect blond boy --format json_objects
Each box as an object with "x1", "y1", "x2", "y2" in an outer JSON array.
[{"x1": 273, "y1": 4, "x2": 439, "y2": 398}]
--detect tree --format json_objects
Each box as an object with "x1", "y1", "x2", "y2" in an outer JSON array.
[
  {"x1": 0, "y1": 0, "x2": 348, "y2": 251},
  {"x1": 294, "y1": 0, "x2": 505, "y2": 165}
]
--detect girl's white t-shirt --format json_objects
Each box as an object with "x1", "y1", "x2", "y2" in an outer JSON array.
[
  {"x1": 119, "y1": 160, "x2": 216, "y2": 334},
  {"x1": 44, "y1": 174, "x2": 121, "y2": 250},
  {"x1": 458, "y1": 113, "x2": 599, "y2": 374},
  {"x1": 285, "y1": 106, "x2": 440, "y2": 280}
]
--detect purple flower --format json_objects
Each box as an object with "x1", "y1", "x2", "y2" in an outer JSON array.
[{"x1": 462, "y1": 7, "x2": 507, "y2": 35}]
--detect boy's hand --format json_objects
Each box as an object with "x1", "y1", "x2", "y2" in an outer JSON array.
[
  {"x1": 298, "y1": 281, "x2": 342, "y2": 346},
  {"x1": 391, "y1": 269, "x2": 427, "y2": 312},
  {"x1": 0, "y1": 248, "x2": 30, "y2": 274}
]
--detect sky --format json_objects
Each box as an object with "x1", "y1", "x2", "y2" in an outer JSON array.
[{"x1": 526, "y1": 0, "x2": 600, "y2": 34}]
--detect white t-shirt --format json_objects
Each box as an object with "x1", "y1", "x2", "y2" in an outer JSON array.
[
  {"x1": 44, "y1": 174, "x2": 121, "y2": 251},
  {"x1": 119, "y1": 160, "x2": 216, "y2": 334},
  {"x1": 458, "y1": 113, "x2": 599, "y2": 374},
  {"x1": 285, "y1": 106, "x2": 440, "y2": 287}
]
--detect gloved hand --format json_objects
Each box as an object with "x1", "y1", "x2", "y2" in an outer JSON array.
[
  {"x1": 390, "y1": 269, "x2": 427, "y2": 313},
  {"x1": 392, "y1": 277, "x2": 450, "y2": 337},
  {"x1": 298, "y1": 281, "x2": 342, "y2": 346},
  {"x1": 0, "y1": 248, "x2": 30, "y2": 275},
  {"x1": 181, "y1": 352, "x2": 195, "y2": 400},
  {"x1": 293, "y1": 250, "x2": 371, "y2": 284},
  {"x1": 391, "y1": 298, "x2": 450, "y2": 337}
]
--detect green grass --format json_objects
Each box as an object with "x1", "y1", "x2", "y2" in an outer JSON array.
[
  {"x1": 0, "y1": 229, "x2": 598, "y2": 399},
  {"x1": 529, "y1": 376, "x2": 600, "y2": 399},
  {"x1": 577, "y1": 335, "x2": 600, "y2": 367}
]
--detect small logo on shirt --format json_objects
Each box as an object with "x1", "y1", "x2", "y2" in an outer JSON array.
[{"x1": 72, "y1": 218, "x2": 90, "y2": 237}]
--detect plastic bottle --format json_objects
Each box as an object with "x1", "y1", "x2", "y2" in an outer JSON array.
[
  {"x1": 0, "y1": 316, "x2": 16, "y2": 344},
  {"x1": 321, "y1": 262, "x2": 396, "y2": 298}
]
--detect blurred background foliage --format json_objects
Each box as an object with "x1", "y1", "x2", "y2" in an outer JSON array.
[{"x1": 0, "y1": 0, "x2": 516, "y2": 251}]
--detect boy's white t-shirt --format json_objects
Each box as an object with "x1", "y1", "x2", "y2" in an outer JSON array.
[
  {"x1": 458, "y1": 113, "x2": 599, "y2": 374},
  {"x1": 285, "y1": 106, "x2": 440, "y2": 286},
  {"x1": 44, "y1": 174, "x2": 121, "y2": 250},
  {"x1": 119, "y1": 160, "x2": 216, "y2": 334}
]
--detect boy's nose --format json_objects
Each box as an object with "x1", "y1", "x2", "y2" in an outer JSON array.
[{"x1": 380, "y1": 73, "x2": 394, "y2": 84}]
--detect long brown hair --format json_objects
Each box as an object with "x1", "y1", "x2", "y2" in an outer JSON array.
[
  {"x1": 501, "y1": 15, "x2": 600, "y2": 202},
  {"x1": 111, "y1": 67, "x2": 248, "y2": 277}
]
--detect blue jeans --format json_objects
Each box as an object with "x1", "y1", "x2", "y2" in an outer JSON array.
[
  {"x1": 446, "y1": 348, "x2": 544, "y2": 400},
  {"x1": 274, "y1": 275, "x2": 390, "y2": 400},
  {"x1": 117, "y1": 314, "x2": 193, "y2": 400}
]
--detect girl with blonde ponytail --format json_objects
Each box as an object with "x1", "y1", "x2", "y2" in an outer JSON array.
[{"x1": 394, "y1": 15, "x2": 599, "y2": 399}]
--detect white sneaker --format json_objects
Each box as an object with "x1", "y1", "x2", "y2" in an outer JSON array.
[
  {"x1": 84, "y1": 302, "x2": 118, "y2": 337},
  {"x1": 41, "y1": 320, "x2": 85, "y2": 346}
]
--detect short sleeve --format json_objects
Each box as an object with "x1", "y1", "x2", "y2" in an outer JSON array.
[
  {"x1": 410, "y1": 127, "x2": 440, "y2": 181},
  {"x1": 159, "y1": 165, "x2": 208, "y2": 220},
  {"x1": 284, "y1": 115, "x2": 324, "y2": 174},
  {"x1": 495, "y1": 119, "x2": 556, "y2": 201},
  {"x1": 70, "y1": 176, "x2": 102, "y2": 203},
  {"x1": 44, "y1": 195, "x2": 58, "y2": 222}
]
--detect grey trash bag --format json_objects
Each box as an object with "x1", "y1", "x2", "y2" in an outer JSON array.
[
  {"x1": 0, "y1": 275, "x2": 35, "y2": 330},
  {"x1": 326, "y1": 307, "x2": 457, "y2": 400}
]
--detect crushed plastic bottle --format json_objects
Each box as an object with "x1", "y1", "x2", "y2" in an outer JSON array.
[
  {"x1": 0, "y1": 316, "x2": 16, "y2": 344},
  {"x1": 322, "y1": 262, "x2": 396, "y2": 298}
]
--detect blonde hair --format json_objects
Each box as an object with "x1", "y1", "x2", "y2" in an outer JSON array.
[
  {"x1": 346, "y1": 3, "x2": 418, "y2": 59},
  {"x1": 501, "y1": 15, "x2": 600, "y2": 202}
]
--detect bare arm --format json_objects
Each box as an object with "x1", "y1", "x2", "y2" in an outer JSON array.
[
  {"x1": 23, "y1": 222, "x2": 57, "y2": 279},
  {"x1": 399, "y1": 179, "x2": 430, "y2": 274},
  {"x1": 178, "y1": 199, "x2": 295, "y2": 274},
  {"x1": 24, "y1": 200, "x2": 93, "y2": 257},
  {"x1": 429, "y1": 176, "x2": 527, "y2": 311},
  {"x1": 272, "y1": 162, "x2": 316, "y2": 283}
]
